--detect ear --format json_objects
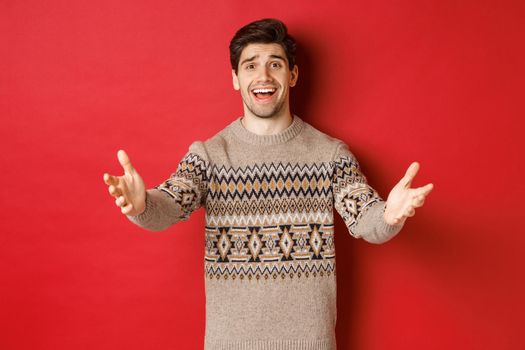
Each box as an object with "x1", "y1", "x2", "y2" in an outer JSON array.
[
  {"x1": 232, "y1": 70, "x2": 240, "y2": 91},
  {"x1": 289, "y1": 65, "x2": 299, "y2": 87}
]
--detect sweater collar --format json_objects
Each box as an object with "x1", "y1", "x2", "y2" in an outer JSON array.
[{"x1": 229, "y1": 115, "x2": 304, "y2": 146}]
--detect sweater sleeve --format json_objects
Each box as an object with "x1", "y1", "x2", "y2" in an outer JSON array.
[
  {"x1": 126, "y1": 141, "x2": 209, "y2": 231},
  {"x1": 331, "y1": 141, "x2": 404, "y2": 244}
]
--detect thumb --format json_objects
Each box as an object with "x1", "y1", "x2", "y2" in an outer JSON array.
[
  {"x1": 402, "y1": 161, "x2": 419, "y2": 188},
  {"x1": 117, "y1": 150, "x2": 135, "y2": 174}
]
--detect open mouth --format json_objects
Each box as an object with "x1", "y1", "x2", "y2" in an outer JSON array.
[{"x1": 251, "y1": 87, "x2": 277, "y2": 101}]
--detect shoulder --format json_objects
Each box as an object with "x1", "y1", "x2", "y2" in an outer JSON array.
[
  {"x1": 186, "y1": 123, "x2": 230, "y2": 164},
  {"x1": 300, "y1": 120, "x2": 350, "y2": 161}
]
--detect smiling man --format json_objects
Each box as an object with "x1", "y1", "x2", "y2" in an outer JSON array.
[
  {"x1": 103, "y1": 18, "x2": 433, "y2": 350},
  {"x1": 233, "y1": 41, "x2": 297, "y2": 120}
]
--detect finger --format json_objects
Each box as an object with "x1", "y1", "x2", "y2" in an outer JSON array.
[
  {"x1": 416, "y1": 183, "x2": 434, "y2": 197},
  {"x1": 117, "y1": 150, "x2": 135, "y2": 174},
  {"x1": 103, "y1": 173, "x2": 119, "y2": 186},
  {"x1": 406, "y1": 208, "x2": 416, "y2": 217},
  {"x1": 121, "y1": 203, "x2": 134, "y2": 215},
  {"x1": 402, "y1": 162, "x2": 420, "y2": 188},
  {"x1": 391, "y1": 216, "x2": 406, "y2": 225},
  {"x1": 108, "y1": 185, "x2": 122, "y2": 198},
  {"x1": 115, "y1": 196, "x2": 127, "y2": 207},
  {"x1": 413, "y1": 196, "x2": 425, "y2": 207}
]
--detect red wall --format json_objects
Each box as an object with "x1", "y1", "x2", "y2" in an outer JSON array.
[{"x1": 1, "y1": 1, "x2": 523, "y2": 349}]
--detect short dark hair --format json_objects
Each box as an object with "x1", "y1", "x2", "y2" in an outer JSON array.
[{"x1": 229, "y1": 18, "x2": 297, "y2": 74}]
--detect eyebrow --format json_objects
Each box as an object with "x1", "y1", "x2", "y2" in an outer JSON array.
[
  {"x1": 240, "y1": 54, "x2": 287, "y2": 66},
  {"x1": 269, "y1": 54, "x2": 286, "y2": 62}
]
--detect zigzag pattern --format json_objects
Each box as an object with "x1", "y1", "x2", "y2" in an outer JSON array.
[
  {"x1": 156, "y1": 153, "x2": 208, "y2": 220},
  {"x1": 205, "y1": 211, "x2": 333, "y2": 227},
  {"x1": 205, "y1": 259, "x2": 336, "y2": 281},
  {"x1": 332, "y1": 155, "x2": 381, "y2": 234},
  {"x1": 332, "y1": 155, "x2": 368, "y2": 186},
  {"x1": 211, "y1": 161, "x2": 333, "y2": 178},
  {"x1": 208, "y1": 162, "x2": 333, "y2": 200}
]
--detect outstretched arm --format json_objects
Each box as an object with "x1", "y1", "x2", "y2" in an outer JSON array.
[
  {"x1": 103, "y1": 141, "x2": 210, "y2": 232},
  {"x1": 332, "y1": 142, "x2": 433, "y2": 244}
]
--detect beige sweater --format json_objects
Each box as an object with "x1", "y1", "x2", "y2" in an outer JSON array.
[{"x1": 128, "y1": 115, "x2": 403, "y2": 350}]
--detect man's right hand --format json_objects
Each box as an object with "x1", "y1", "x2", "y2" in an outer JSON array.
[{"x1": 103, "y1": 150, "x2": 146, "y2": 216}]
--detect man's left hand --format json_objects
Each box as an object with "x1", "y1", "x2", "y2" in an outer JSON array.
[{"x1": 384, "y1": 162, "x2": 433, "y2": 225}]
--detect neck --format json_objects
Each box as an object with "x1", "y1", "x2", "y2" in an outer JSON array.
[{"x1": 240, "y1": 105, "x2": 293, "y2": 136}]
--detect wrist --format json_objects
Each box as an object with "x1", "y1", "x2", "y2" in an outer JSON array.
[{"x1": 383, "y1": 203, "x2": 405, "y2": 226}]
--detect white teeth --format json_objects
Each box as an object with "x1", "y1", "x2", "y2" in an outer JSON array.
[{"x1": 252, "y1": 88, "x2": 275, "y2": 94}]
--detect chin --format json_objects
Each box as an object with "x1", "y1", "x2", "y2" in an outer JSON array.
[
  {"x1": 251, "y1": 109, "x2": 281, "y2": 119},
  {"x1": 248, "y1": 103, "x2": 286, "y2": 119}
]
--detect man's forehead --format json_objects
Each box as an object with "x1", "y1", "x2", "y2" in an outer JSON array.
[{"x1": 239, "y1": 43, "x2": 287, "y2": 61}]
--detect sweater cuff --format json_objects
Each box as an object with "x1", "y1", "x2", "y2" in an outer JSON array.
[
  {"x1": 126, "y1": 190, "x2": 162, "y2": 230},
  {"x1": 375, "y1": 201, "x2": 405, "y2": 236},
  {"x1": 355, "y1": 201, "x2": 404, "y2": 244}
]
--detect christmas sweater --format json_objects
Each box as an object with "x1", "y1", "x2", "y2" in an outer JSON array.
[{"x1": 128, "y1": 115, "x2": 403, "y2": 350}]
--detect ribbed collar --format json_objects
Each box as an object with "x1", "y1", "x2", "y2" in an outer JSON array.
[{"x1": 229, "y1": 115, "x2": 304, "y2": 146}]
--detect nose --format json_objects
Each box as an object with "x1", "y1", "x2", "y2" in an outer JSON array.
[{"x1": 256, "y1": 66, "x2": 273, "y2": 83}]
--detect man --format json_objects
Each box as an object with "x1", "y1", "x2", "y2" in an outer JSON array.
[{"x1": 103, "y1": 18, "x2": 433, "y2": 350}]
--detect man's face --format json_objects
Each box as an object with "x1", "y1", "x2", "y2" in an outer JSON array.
[{"x1": 232, "y1": 43, "x2": 298, "y2": 119}]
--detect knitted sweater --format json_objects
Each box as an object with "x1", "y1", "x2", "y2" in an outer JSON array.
[{"x1": 128, "y1": 115, "x2": 403, "y2": 350}]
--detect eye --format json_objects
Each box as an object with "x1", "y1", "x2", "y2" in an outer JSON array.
[
  {"x1": 270, "y1": 61, "x2": 282, "y2": 69},
  {"x1": 245, "y1": 63, "x2": 255, "y2": 70}
]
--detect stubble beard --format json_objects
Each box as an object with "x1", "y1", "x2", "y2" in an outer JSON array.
[{"x1": 242, "y1": 89, "x2": 287, "y2": 119}]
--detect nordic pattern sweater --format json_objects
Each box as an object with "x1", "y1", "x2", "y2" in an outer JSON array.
[{"x1": 128, "y1": 115, "x2": 404, "y2": 350}]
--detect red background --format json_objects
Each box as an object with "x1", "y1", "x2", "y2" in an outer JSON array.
[{"x1": 1, "y1": 1, "x2": 524, "y2": 349}]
